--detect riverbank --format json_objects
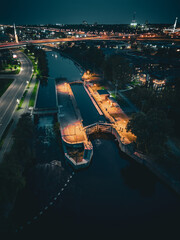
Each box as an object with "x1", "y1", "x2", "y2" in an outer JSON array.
[
  {"x1": 6, "y1": 48, "x2": 180, "y2": 238},
  {"x1": 55, "y1": 50, "x2": 180, "y2": 196}
]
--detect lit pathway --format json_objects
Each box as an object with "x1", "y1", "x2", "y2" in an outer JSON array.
[
  {"x1": 56, "y1": 82, "x2": 87, "y2": 144},
  {"x1": 87, "y1": 84, "x2": 136, "y2": 144}
]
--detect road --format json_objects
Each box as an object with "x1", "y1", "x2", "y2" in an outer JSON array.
[
  {"x1": 0, "y1": 36, "x2": 180, "y2": 49},
  {"x1": 0, "y1": 50, "x2": 33, "y2": 140}
]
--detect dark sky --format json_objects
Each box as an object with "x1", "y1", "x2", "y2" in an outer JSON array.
[{"x1": 1, "y1": 0, "x2": 179, "y2": 25}]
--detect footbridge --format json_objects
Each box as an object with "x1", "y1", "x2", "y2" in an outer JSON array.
[
  {"x1": 84, "y1": 122, "x2": 133, "y2": 154},
  {"x1": 84, "y1": 122, "x2": 113, "y2": 135}
]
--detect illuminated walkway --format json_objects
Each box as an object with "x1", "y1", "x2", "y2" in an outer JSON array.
[
  {"x1": 56, "y1": 82, "x2": 86, "y2": 144},
  {"x1": 56, "y1": 82, "x2": 93, "y2": 167},
  {"x1": 87, "y1": 83, "x2": 136, "y2": 144}
]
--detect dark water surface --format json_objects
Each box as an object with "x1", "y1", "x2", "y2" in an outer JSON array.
[
  {"x1": 71, "y1": 84, "x2": 106, "y2": 126},
  {"x1": 12, "y1": 51, "x2": 180, "y2": 239}
]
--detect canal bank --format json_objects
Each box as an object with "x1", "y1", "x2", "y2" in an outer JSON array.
[
  {"x1": 10, "y1": 49, "x2": 180, "y2": 238},
  {"x1": 56, "y1": 81, "x2": 93, "y2": 169},
  {"x1": 44, "y1": 48, "x2": 180, "y2": 196}
]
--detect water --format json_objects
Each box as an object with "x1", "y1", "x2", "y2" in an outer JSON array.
[
  {"x1": 71, "y1": 84, "x2": 106, "y2": 126},
  {"x1": 35, "y1": 51, "x2": 82, "y2": 109},
  {"x1": 11, "y1": 50, "x2": 180, "y2": 239},
  {"x1": 35, "y1": 79, "x2": 57, "y2": 109},
  {"x1": 47, "y1": 51, "x2": 82, "y2": 81}
]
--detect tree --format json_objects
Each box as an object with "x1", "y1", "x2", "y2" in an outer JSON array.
[
  {"x1": 126, "y1": 109, "x2": 172, "y2": 155},
  {"x1": 0, "y1": 113, "x2": 35, "y2": 205},
  {"x1": 103, "y1": 55, "x2": 133, "y2": 89},
  {"x1": 53, "y1": 122, "x2": 60, "y2": 136},
  {"x1": 0, "y1": 160, "x2": 25, "y2": 203}
]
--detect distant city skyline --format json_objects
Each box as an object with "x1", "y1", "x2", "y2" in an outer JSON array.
[{"x1": 1, "y1": 0, "x2": 179, "y2": 25}]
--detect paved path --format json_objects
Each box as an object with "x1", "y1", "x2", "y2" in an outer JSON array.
[{"x1": 56, "y1": 82, "x2": 86, "y2": 144}]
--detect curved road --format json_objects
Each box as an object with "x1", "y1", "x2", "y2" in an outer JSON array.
[{"x1": 0, "y1": 50, "x2": 33, "y2": 140}]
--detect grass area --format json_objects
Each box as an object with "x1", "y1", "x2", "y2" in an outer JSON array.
[
  {"x1": 29, "y1": 79, "x2": 39, "y2": 107},
  {"x1": 0, "y1": 64, "x2": 21, "y2": 74},
  {"x1": 21, "y1": 49, "x2": 38, "y2": 74},
  {"x1": 0, "y1": 78, "x2": 14, "y2": 97},
  {"x1": 26, "y1": 53, "x2": 39, "y2": 75},
  {"x1": 130, "y1": 80, "x2": 140, "y2": 86},
  {"x1": 110, "y1": 92, "x2": 117, "y2": 99},
  {"x1": 0, "y1": 119, "x2": 14, "y2": 149},
  {"x1": 16, "y1": 50, "x2": 39, "y2": 109},
  {"x1": 17, "y1": 90, "x2": 28, "y2": 110}
]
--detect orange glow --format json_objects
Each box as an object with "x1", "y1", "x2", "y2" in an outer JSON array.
[
  {"x1": 87, "y1": 84, "x2": 136, "y2": 144},
  {"x1": 56, "y1": 82, "x2": 74, "y2": 96},
  {"x1": 62, "y1": 120, "x2": 86, "y2": 144},
  {"x1": 153, "y1": 79, "x2": 166, "y2": 85},
  {"x1": 82, "y1": 70, "x2": 91, "y2": 80}
]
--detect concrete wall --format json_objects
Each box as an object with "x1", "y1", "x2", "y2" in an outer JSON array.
[{"x1": 85, "y1": 123, "x2": 180, "y2": 195}]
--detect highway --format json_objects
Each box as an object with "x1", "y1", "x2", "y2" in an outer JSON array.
[
  {"x1": 0, "y1": 50, "x2": 33, "y2": 140},
  {"x1": 0, "y1": 35, "x2": 180, "y2": 49}
]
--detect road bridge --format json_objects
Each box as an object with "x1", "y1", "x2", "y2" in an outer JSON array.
[{"x1": 0, "y1": 35, "x2": 180, "y2": 50}]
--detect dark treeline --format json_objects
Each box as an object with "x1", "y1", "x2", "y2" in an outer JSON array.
[
  {"x1": 24, "y1": 45, "x2": 48, "y2": 81},
  {"x1": 103, "y1": 55, "x2": 133, "y2": 88},
  {"x1": 60, "y1": 43, "x2": 104, "y2": 72},
  {"x1": 0, "y1": 114, "x2": 35, "y2": 223},
  {"x1": 60, "y1": 43, "x2": 132, "y2": 88},
  {"x1": 126, "y1": 78, "x2": 180, "y2": 155},
  {"x1": 127, "y1": 109, "x2": 172, "y2": 155},
  {"x1": 0, "y1": 49, "x2": 18, "y2": 71}
]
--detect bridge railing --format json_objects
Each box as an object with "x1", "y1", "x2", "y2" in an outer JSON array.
[{"x1": 84, "y1": 122, "x2": 135, "y2": 155}]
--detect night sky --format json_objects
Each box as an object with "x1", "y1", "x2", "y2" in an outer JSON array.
[{"x1": 1, "y1": 0, "x2": 179, "y2": 25}]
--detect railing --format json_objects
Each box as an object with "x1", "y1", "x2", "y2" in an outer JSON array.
[{"x1": 84, "y1": 122, "x2": 135, "y2": 156}]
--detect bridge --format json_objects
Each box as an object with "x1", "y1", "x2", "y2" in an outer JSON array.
[
  {"x1": 33, "y1": 108, "x2": 58, "y2": 115},
  {"x1": 84, "y1": 122, "x2": 113, "y2": 135},
  {"x1": 0, "y1": 35, "x2": 180, "y2": 50}
]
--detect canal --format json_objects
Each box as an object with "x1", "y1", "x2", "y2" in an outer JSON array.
[
  {"x1": 12, "y1": 50, "x2": 180, "y2": 239},
  {"x1": 71, "y1": 84, "x2": 106, "y2": 126}
]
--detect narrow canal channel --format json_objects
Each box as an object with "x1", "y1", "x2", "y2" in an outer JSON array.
[
  {"x1": 13, "y1": 50, "x2": 180, "y2": 239},
  {"x1": 71, "y1": 84, "x2": 106, "y2": 126}
]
